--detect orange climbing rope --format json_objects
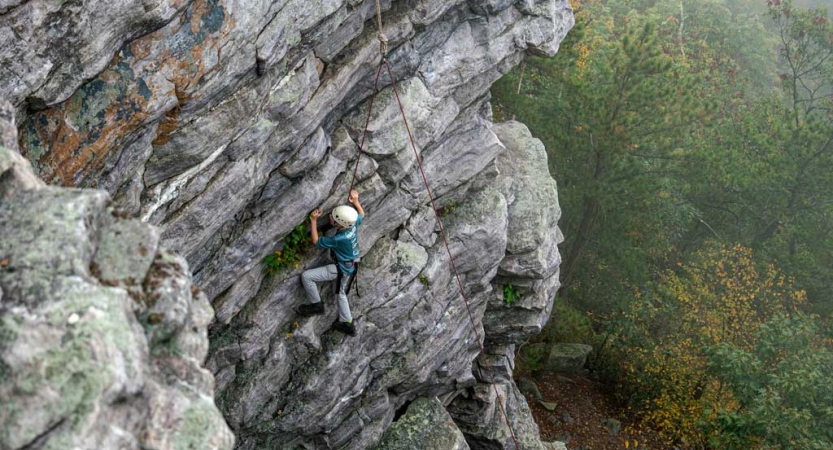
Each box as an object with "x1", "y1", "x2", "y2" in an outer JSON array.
[{"x1": 346, "y1": 6, "x2": 522, "y2": 449}]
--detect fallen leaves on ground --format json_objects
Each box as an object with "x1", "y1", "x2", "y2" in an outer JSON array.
[{"x1": 518, "y1": 372, "x2": 671, "y2": 449}]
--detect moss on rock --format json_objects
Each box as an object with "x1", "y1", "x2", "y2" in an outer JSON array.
[{"x1": 373, "y1": 397, "x2": 468, "y2": 450}]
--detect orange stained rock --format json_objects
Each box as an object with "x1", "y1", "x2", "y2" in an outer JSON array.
[{"x1": 19, "y1": 0, "x2": 233, "y2": 187}]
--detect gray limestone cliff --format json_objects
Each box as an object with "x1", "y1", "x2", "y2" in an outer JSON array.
[
  {"x1": 1, "y1": 0, "x2": 573, "y2": 449},
  {"x1": 0, "y1": 105, "x2": 234, "y2": 450}
]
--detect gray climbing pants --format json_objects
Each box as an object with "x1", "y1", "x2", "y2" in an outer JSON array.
[{"x1": 301, "y1": 264, "x2": 353, "y2": 323}]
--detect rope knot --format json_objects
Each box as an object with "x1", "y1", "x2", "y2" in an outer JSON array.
[{"x1": 377, "y1": 32, "x2": 389, "y2": 56}]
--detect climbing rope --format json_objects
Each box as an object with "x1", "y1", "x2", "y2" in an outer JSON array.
[
  {"x1": 346, "y1": 3, "x2": 522, "y2": 449},
  {"x1": 375, "y1": 0, "x2": 389, "y2": 55},
  {"x1": 347, "y1": 61, "x2": 384, "y2": 194}
]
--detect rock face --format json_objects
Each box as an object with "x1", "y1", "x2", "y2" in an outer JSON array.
[
  {"x1": 448, "y1": 375, "x2": 549, "y2": 450},
  {"x1": 2, "y1": 0, "x2": 573, "y2": 449},
  {"x1": 1, "y1": 0, "x2": 192, "y2": 117},
  {"x1": 0, "y1": 105, "x2": 233, "y2": 450}
]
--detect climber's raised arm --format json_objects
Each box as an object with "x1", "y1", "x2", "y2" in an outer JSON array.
[
  {"x1": 310, "y1": 209, "x2": 321, "y2": 245},
  {"x1": 348, "y1": 189, "x2": 364, "y2": 217}
]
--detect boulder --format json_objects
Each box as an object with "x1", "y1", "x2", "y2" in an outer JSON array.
[
  {"x1": 448, "y1": 380, "x2": 547, "y2": 450},
  {"x1": 546, "y1": 344, "x2": 593, "y2": 374},
  {"x1": 603, "y1": 418, "x2": 622, "y2": 436},
  {"x1": 373, "y1": 397, "x2": 470, "y2": 450},
  {"x1": 517, "y1": 377, "x2": 544, "y2": 402},
  {"x1": 539, "y1": 401, "x2": 558, "y2": 412}
]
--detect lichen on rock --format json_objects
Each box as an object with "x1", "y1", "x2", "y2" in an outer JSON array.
[
  {"x1": 373, "y1": 397, "x2": 470, "y2": 450},
  {"x1": 0, "y1": 103, "x2": 233, "y2": 450}
]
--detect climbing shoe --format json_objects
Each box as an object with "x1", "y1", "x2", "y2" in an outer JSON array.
[
  {"x1": 298, "y1": 302, "x2": 325, "y2": 316},
  {"x1": 332, "y1": 320, "x2": 356, "y2": 336}
]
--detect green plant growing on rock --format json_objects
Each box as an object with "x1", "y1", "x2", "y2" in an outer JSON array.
[
  {"x1": 439, "y1": 201, "x2": 457, "y2": 217},
  {"x1": 284, "y1": 321, "x2": 301, "y2": 339},
  {"x1": 418, "y1": 274, "x2": 430, "y2": 287},
  {"x1": 503, "y1": 284, "x2": 521, "y2": 305},
  {"x1": 263, "y1": 223, "x2": 312, "y2": 275}
]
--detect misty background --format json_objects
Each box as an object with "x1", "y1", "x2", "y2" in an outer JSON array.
[{"x1": 492, "y1": 0, "x2": 833, "y2": 448}]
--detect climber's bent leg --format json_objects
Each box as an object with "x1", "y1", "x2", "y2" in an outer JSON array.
[
  {"x1": 301, "y1": 265, "x2": 338, "y2": 303},
  {"x1": 299, "y1": 265, "x2": 338, "y2": 316},
  {"x1": 336, "y1": 273, "x2": 353, "y2": 323}
]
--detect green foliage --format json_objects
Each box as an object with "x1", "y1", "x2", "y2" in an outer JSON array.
[
  {"x1": 681, "y1": 0, "x2": 833, "y2": 316},
  {"x1": 495, "y1": 0, "x2": 833, "y2": 316},
  {"x1": 439, "y1": 201, "x2": 457, "y2": 217},
  {"x1": 503, "y1": 284, "x2": 522, "y2": 305},
  {"x1": 418, "y1": 273, "x2": 430, "y2": 287},
  {"x1": 494, "y1": 0, "x2": 833, "y2": 444},
  {"x1": 262, "y1": 223, "x2": 312, "y2": 275},
  {"x1": 607, "y1": 245, "x2": 807, "y2": 445},
  {"x1": 705, "y1": 314, "x2": 833, "y2": 449},
  {"x1": 538, "y1": 297, "x2": 597, "y2": 345},
  {"x1": 516, "y1": 343, "x2": 549, "y2": 375},
  {"x1": 494, "y1": 6, "x2": 712, "y2": 316}
]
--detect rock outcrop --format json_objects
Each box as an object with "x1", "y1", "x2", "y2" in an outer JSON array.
[
  {"x1": 546, "y1": 343, "x2": 593, "y2": 374},
  {"x1": 373, "y1": 397, "x2": 470, "y2": 450},
  {"x1": 0, "y1": 104, "x2": 234, "y2": 450},
  {"x1": 2, "y1": 0, "x2": 573, "y2": 449}
]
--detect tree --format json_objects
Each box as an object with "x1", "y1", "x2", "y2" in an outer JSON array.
[
  {"x1": 612, "y1": 244, "x2": 807, "y2": 446},
  {"x1": 706, "y1": 314, "x2": 833, "y2": 449},
  {"x1": 685, "y1": 0, "x2": 833, "y2": 316},
  {"x1": 494, "y1": 0, "x2": 833, "y2": 445},
  {"x1": 494, "y1": 9, "x2": 711, "y2": 313}
]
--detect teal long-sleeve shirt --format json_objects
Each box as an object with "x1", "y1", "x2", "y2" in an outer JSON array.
[{"x1": 316, "y1": 214, "x2": 363, "y2": 274}]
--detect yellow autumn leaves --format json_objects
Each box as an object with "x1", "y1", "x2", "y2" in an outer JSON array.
[
  {"x1": 614, "y1": 244, "x2": 806, "y2": 445},
  {"x1": 286, "y1": 321, "x2": 301, "y2": 339}
]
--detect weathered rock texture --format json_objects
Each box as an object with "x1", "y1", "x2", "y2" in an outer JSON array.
[
  {"x1": 546, "y1": 343, "x2": 592, "y2": 374},
  {"x1": 2, "y1": 0, "x2": 573, "y2": 448},
  {"x1": 373, "y1": 397, "x2": 470, "y2": 450},
  {"x1": 206, "y1": 121, "x2": 563, "y2": 450},
  {"x1": 0, "y1": 104, "x2": 233, "y2": 450}
]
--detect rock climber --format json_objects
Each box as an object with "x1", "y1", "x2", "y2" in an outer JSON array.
[{"x1": 297, "y1": 189, "x2": 364, "y2": 336}]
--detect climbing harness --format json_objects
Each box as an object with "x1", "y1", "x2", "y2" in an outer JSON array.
[
  {"x1": 335, "y1": 261, "x2": 360, "y2": 297},
  {"x1": 344, "y1": 2, "x2": 522, "y2": 449}
]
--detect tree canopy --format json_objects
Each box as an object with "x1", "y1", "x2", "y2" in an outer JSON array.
[{"x1": 496, "y1": 0, "x2": 833, "y2": 447}]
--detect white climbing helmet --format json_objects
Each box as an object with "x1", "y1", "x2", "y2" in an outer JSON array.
[{"x1": 332, "y1": 205, "x2": 358, "y2": 228}]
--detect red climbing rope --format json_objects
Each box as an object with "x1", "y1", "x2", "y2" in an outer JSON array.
[
  {"x1": 346, "y1": 55, "x2": 522, "y2": 450},
  {"x1": 382, "y1": 58, "x2": 522, "y2": 450},
  {"x1": 348, "y1": 62, "x2": 385, "y2": 194},
  {"x1": 348, "y1": 3, "x2": 520, "y2": 447}
]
